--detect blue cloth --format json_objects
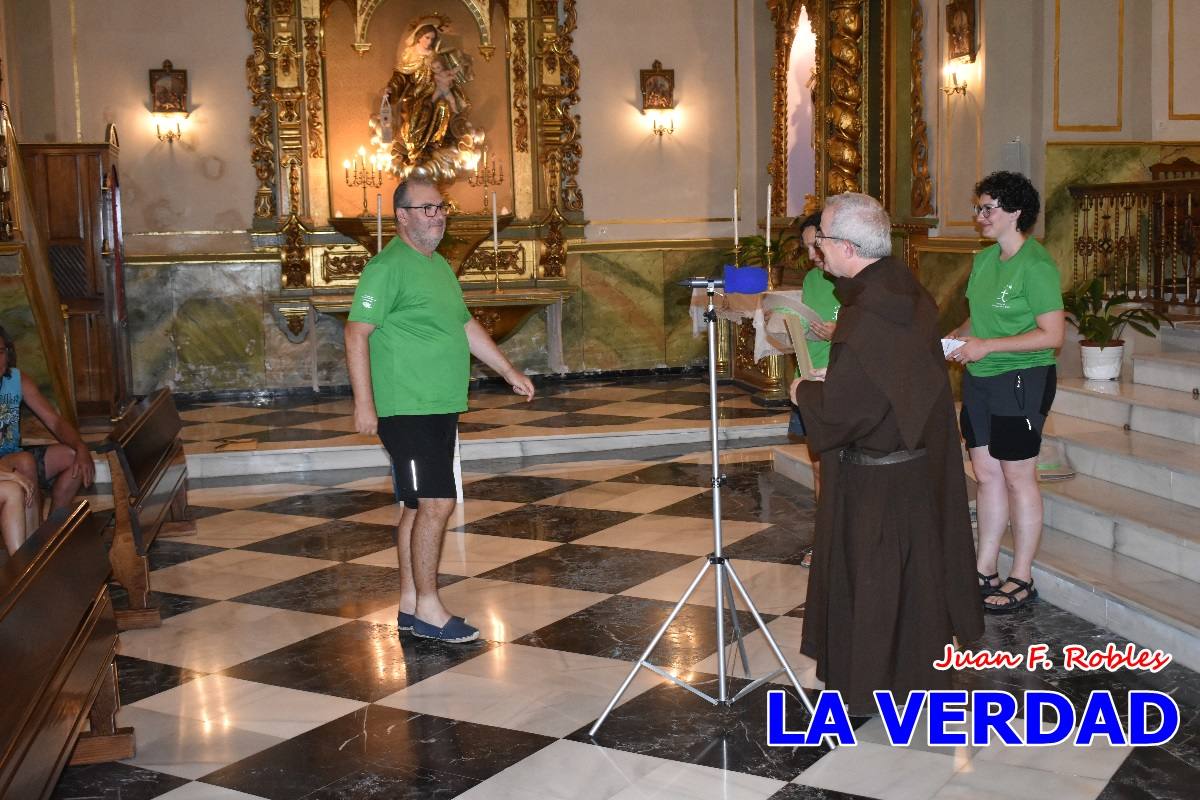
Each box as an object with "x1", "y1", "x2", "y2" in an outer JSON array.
[{"x1": 0, "y1": 368, "x2": 21, "y2": 455}]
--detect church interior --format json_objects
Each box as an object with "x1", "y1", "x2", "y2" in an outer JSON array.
[{"x1": 0, "y1": 1, "x2": 1198, "y2": 798}]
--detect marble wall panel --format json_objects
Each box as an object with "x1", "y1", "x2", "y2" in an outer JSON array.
[
  {"x1": 173, "y1": 294, "x2": 266, "y2": 391},
  {"x1": 663, "y1": 249, "x2": 726, "y2": 367},
  {"x1": 0, "y1": 272, "x2": 56, "y2": 402},
  {"x1": 579, "y1": 251, "x2": 666, "y2": 371},
  {"x1": 916, "y1": 250, "x2": 975, "y2": 336},
  {"x1": 559, "y1": 254, "x2": 586, "y2": 372},
  {"x1": 126, "y1": 264, "x2": 176, "y2": 394}
]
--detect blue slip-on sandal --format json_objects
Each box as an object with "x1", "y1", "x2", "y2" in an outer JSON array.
[
  {"x1": 410, "y1": 615, "x2": 480, "y2": 643},
  {"x1": 397, "y1": 611, "x2": 416, "y2": 632}
]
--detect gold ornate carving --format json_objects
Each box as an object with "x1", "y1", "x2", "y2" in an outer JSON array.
[
  {"x1": 280, "y1": 212, "x2": 310, "y2": 289},
  {"x1": 303, "y1": 18, "x2": 324, "y2": 159},
  {"x1": 461, "y1": 244, "x2": 524, "y2": 277},
  {"x1": 322, "y1": 249, "x2": 368, "y2": 281},
  {"x1": 910, "y1": 1, "x2": 933, "y2": 216},
  {"x1": 282, "y1": 307, "x2": 308, "y2": 336},
  {"x1": 534, "y1": 0, "x2": 583, "y2": 213},
  {"x1": 470, "y1": 308, "x2": 502, "y2": 337},
  {"x1": 767, "y1": 1, "x2": 820, "y2": 217},
  {"x1": 511, "y1": 19, "x2": 530, "y2": 153},
  {"x1": 539, "y1": 206, "x2": 566, "y2": 279},
  {"x1": 827, "y1": 1, "x2": 864, "y2": 195},
  {"x1": 734, "y1": 318, "x2": 757, "y2": 371},
  {"x1": 246, "y1": 0, "x2": 276, "y2": 219}
]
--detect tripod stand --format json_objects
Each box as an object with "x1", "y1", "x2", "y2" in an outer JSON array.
[{"x1": 589, "y1": 278, "x2": 820, "y2": 736}]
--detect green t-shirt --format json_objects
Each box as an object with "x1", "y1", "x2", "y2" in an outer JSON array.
[
  {"x1": 965, "y1": 238, "x2": 1063, "y2": 377},
  {"x1": 799, "y1": 267, "x2": 840, "y2": 370},
  {"x1": 348, "y1": 238, "x2": 472, "y2": 415}
]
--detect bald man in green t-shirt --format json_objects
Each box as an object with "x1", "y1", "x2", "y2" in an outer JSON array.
[{"x1": 345, "y1": 176, "x2": 534, "y2": 643}]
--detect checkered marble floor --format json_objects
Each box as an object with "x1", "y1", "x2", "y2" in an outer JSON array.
[
  {"x1": 56, "y1": 446, "x2": 1198, "y2": 800},
  {"x1": 174, "y1": 376, "x2": 788, "y2": 455}
]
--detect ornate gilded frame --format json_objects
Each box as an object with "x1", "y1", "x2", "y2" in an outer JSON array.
[
  {"x1": 245, "y1": 0, "x2": 583, "y2": 330},
  {"x1": 767, "y1": 0, "x2": 933, "y2": 221}
]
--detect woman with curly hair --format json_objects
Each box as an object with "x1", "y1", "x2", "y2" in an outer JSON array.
[{"x1": 947, "y1": 171, "x2": 1065, "y2": 613}]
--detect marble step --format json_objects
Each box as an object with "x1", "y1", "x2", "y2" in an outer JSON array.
[
  {"x1": 998, "y1": 526, "x2": 1200, "y2": 672},
  {"x1": 1053, "y1": 378, "x2": 1200, "y2": 444},
  {"x1": 1159, "y1": 320, "x2": 1200, "y2": 353},
  {"x1": 1132, "y1": 350, "x2": 1200, "y2": 393},
  {"x1": 1043, "y1": 413, "x2": 1200, "y2": 510},
  {"x1": 1041, "y1": 473, "x2": 1200, "y2": 582},
  {"x1": 771, "y1": 446, "x2": 1200, "y2": 672}
]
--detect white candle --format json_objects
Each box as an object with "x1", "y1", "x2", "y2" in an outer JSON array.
[
  {"x1": 766, "y1": 183, "x2": 772, "y2": 247},
  {"x1": 375, "y1": 193, "x2": 383, "y2": 253},
  {"x1": 733, "y1": 188, "x2": 739, "y2": 246},
  {"x1": 491, "y1": 192, "x2": 499, "y2": 255}
]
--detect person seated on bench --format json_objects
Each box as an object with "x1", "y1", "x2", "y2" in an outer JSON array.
[
  {"x1": 0, "y1": 468, "x2": 34, "y2": 555},
  {"x1": 0, "y1": 326, "x2": 95, "y2": 521}
]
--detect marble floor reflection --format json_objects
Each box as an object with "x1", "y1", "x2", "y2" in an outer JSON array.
[
  {"x1": 54, "y1": 443, "x2": 1199, "y2": 799},
  {"x1": 173, "y1": 375, "x2": 789, "y2": 455}
]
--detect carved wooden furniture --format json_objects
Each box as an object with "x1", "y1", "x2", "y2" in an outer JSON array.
[
  {"x1": 100, "y1": 388, "x2": 195, "y2": 630},
  {"x1": 19, "y1": 127, "x2": 133, "y2": 424},
  {"x1": 0, "y1": 501, "x2": 135, "y2": 799}
]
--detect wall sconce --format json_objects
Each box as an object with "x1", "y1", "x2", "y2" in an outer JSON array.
[
  {"x1": 941, "y1": 64, "x2": 968, "y2": 96},
  {"x1": 149, "y1": 60, "x2": 189, "y2": 143},
  {"x1": 640, "y1": 60, "x2": 676, "y2": 136},
  {"x1": 648, "y1": 109, "x2": 675, "y2": 137}
]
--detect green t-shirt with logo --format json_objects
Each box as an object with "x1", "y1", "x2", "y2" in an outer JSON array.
[
  {"x1": 799, "y1": 267, "x2": 840, "y2": 370},
  {"x1": 348, "y1": 238, "x2": 471, "y2": 416},
  {"x1": 965, "y1": 237, "x2": 1063, "y2": 377}
]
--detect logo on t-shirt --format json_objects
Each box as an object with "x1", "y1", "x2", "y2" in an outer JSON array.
[
  {"x1": 360, "y1": 294, "x2": 376, "y2": 309},
  {"x1": 993, "y1": 284, "x2": 1015, "y2": 309}
]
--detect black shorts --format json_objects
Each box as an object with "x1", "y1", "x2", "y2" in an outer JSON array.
[
  {"x1": 960, "y1": 365, "x2": 1056, "y2": 461},
  {"x1": 377, "y1": 414, "x2": 459, "y2": 509}
]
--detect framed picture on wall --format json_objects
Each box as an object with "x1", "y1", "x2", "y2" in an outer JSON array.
[
  {"x1": 946, "y1": 1, "x2": 976, "y2": 62},
  {"x1": 149, "y1": 60, "x2": 188, "y2": 114},
  {"x1": 640, "y1": 60, "x2": 674, "y2": 111}
]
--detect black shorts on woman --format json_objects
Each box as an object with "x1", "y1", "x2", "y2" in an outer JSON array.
[{"x1": 959, "y1": 364, "x2": 1056, "y2": 461}]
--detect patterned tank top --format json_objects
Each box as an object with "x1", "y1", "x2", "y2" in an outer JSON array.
[{"x1": 0, "y1": 368, "x2": 22, "y2": 455}]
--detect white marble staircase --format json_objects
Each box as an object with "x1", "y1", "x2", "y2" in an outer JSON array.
[{"x1": 773, "y1": 347, "x2": 1200, "y2": 671}]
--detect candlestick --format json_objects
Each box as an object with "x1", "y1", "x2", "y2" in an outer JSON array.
[
  {"x1": 375, "y1": 193, "x2": 383, "y2": 253},
  {"x1": 344, "y1": 147, "x2": 384, "y2": 217},
  {"x1": 766, "y1": 183, "x2": 772, "y2": 246},
  {"x1": 733, "y1": 188, "x2": 739, "y2": 246},
  {"x1": 492, "y1": 191, "x2": 500, "y2": 292}
]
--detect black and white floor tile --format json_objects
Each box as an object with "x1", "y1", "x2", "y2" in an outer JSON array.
[{"x1": 55, "y1": 444, "x2": 1199, "y2": 799}]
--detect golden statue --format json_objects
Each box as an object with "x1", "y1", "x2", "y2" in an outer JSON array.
[{"x1": 382, "y1": 18, "x2": 480, "y2": 183}]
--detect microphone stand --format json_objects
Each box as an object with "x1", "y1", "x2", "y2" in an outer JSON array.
[{"x1": 589, "y1": 276, "x2": 823, "y2": 740}]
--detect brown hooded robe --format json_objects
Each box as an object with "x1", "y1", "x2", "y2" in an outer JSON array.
[{"x1": 794, "y1": 256, "x2": 983, "y2": 715}]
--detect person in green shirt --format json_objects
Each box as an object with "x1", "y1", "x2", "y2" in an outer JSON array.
[
  {"x1": 787, "y1": 212, "x2": 840, "y2": 567},
  {"x1": 947, "y1": 171, "x2": 1065, "y2": 614},
  {"x1": 345, "y1": 176, "x2": 534, "y2": 643}
]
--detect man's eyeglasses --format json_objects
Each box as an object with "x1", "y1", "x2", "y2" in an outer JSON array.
[
  {"x1": 814, "y1": 232, "x2": 862, "y2": 251},
  {"x1": 972, "y1": 202, "x2": 1002, "y2": 218},
  {"x1": 400, "y1": 203, "x2": 450, "y2": 217}
]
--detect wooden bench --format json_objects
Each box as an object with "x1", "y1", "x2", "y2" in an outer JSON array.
[
  {"x1": 101, "y1": 388, "x2": 196, "y2": 631},
  {"x1": 0, "y1": 501, "x2": 136, "y2": 799}
]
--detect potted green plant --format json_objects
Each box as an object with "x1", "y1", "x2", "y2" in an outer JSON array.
[{"x1": 1062, "y1": 276, "x2": 1173, "y2": 380}]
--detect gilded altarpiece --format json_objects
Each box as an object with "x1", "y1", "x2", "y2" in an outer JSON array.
[{"x1": 245, "y1": 0, "x2": 582, "y2": 343}]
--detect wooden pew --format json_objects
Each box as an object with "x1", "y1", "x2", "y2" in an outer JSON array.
[
  {"x1": 101, "y1": 388, "x2": 196, "y2": 630},
  {"x1": 0, "y1": 501, "x2": 136, "y2": 800}
]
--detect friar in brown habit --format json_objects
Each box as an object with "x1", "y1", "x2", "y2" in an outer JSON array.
[{"x1": 791, "y1": 192, "x2": 983, "y2": 715}]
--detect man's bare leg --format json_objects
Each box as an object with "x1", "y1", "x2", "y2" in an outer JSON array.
[
  {"x1": 395, "y1": 505, "x2": 419, "y2": 617},
  {"x1": 407, "y1": 497, "x2": 456, "y2": 627}
]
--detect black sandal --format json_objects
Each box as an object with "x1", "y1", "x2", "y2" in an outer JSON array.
[
  {"x1": 978, "y1": 571, "x2": 1000, "y2": 597},
  {"x1": 984, "y1": 576, "x2": 1038, "y2": 614}
]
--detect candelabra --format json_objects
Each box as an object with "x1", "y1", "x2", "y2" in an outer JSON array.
[
  {"x1": 468, "y1": 149, "x2": 503, "y2": 210},
  {"x1": 343, "y1": 147, "x2": 385, "y2": 216}
]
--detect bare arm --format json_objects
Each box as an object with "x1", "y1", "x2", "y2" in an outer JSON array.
[
  {"x1": 465, "y1": 318, "x2": 535, "y2": 401},
  {"x1": 952, "y1": 310, "x2": 1066, "y2": 364},
  {"x1": 947, "y1": 316, "x2": 972, "y2": 339},
  {"x1": 344, "y1": 321, "x2": 379, "y2": 434},
  {"x1": 20, "y1": 374, "x2": 94, "y2": 487}
]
